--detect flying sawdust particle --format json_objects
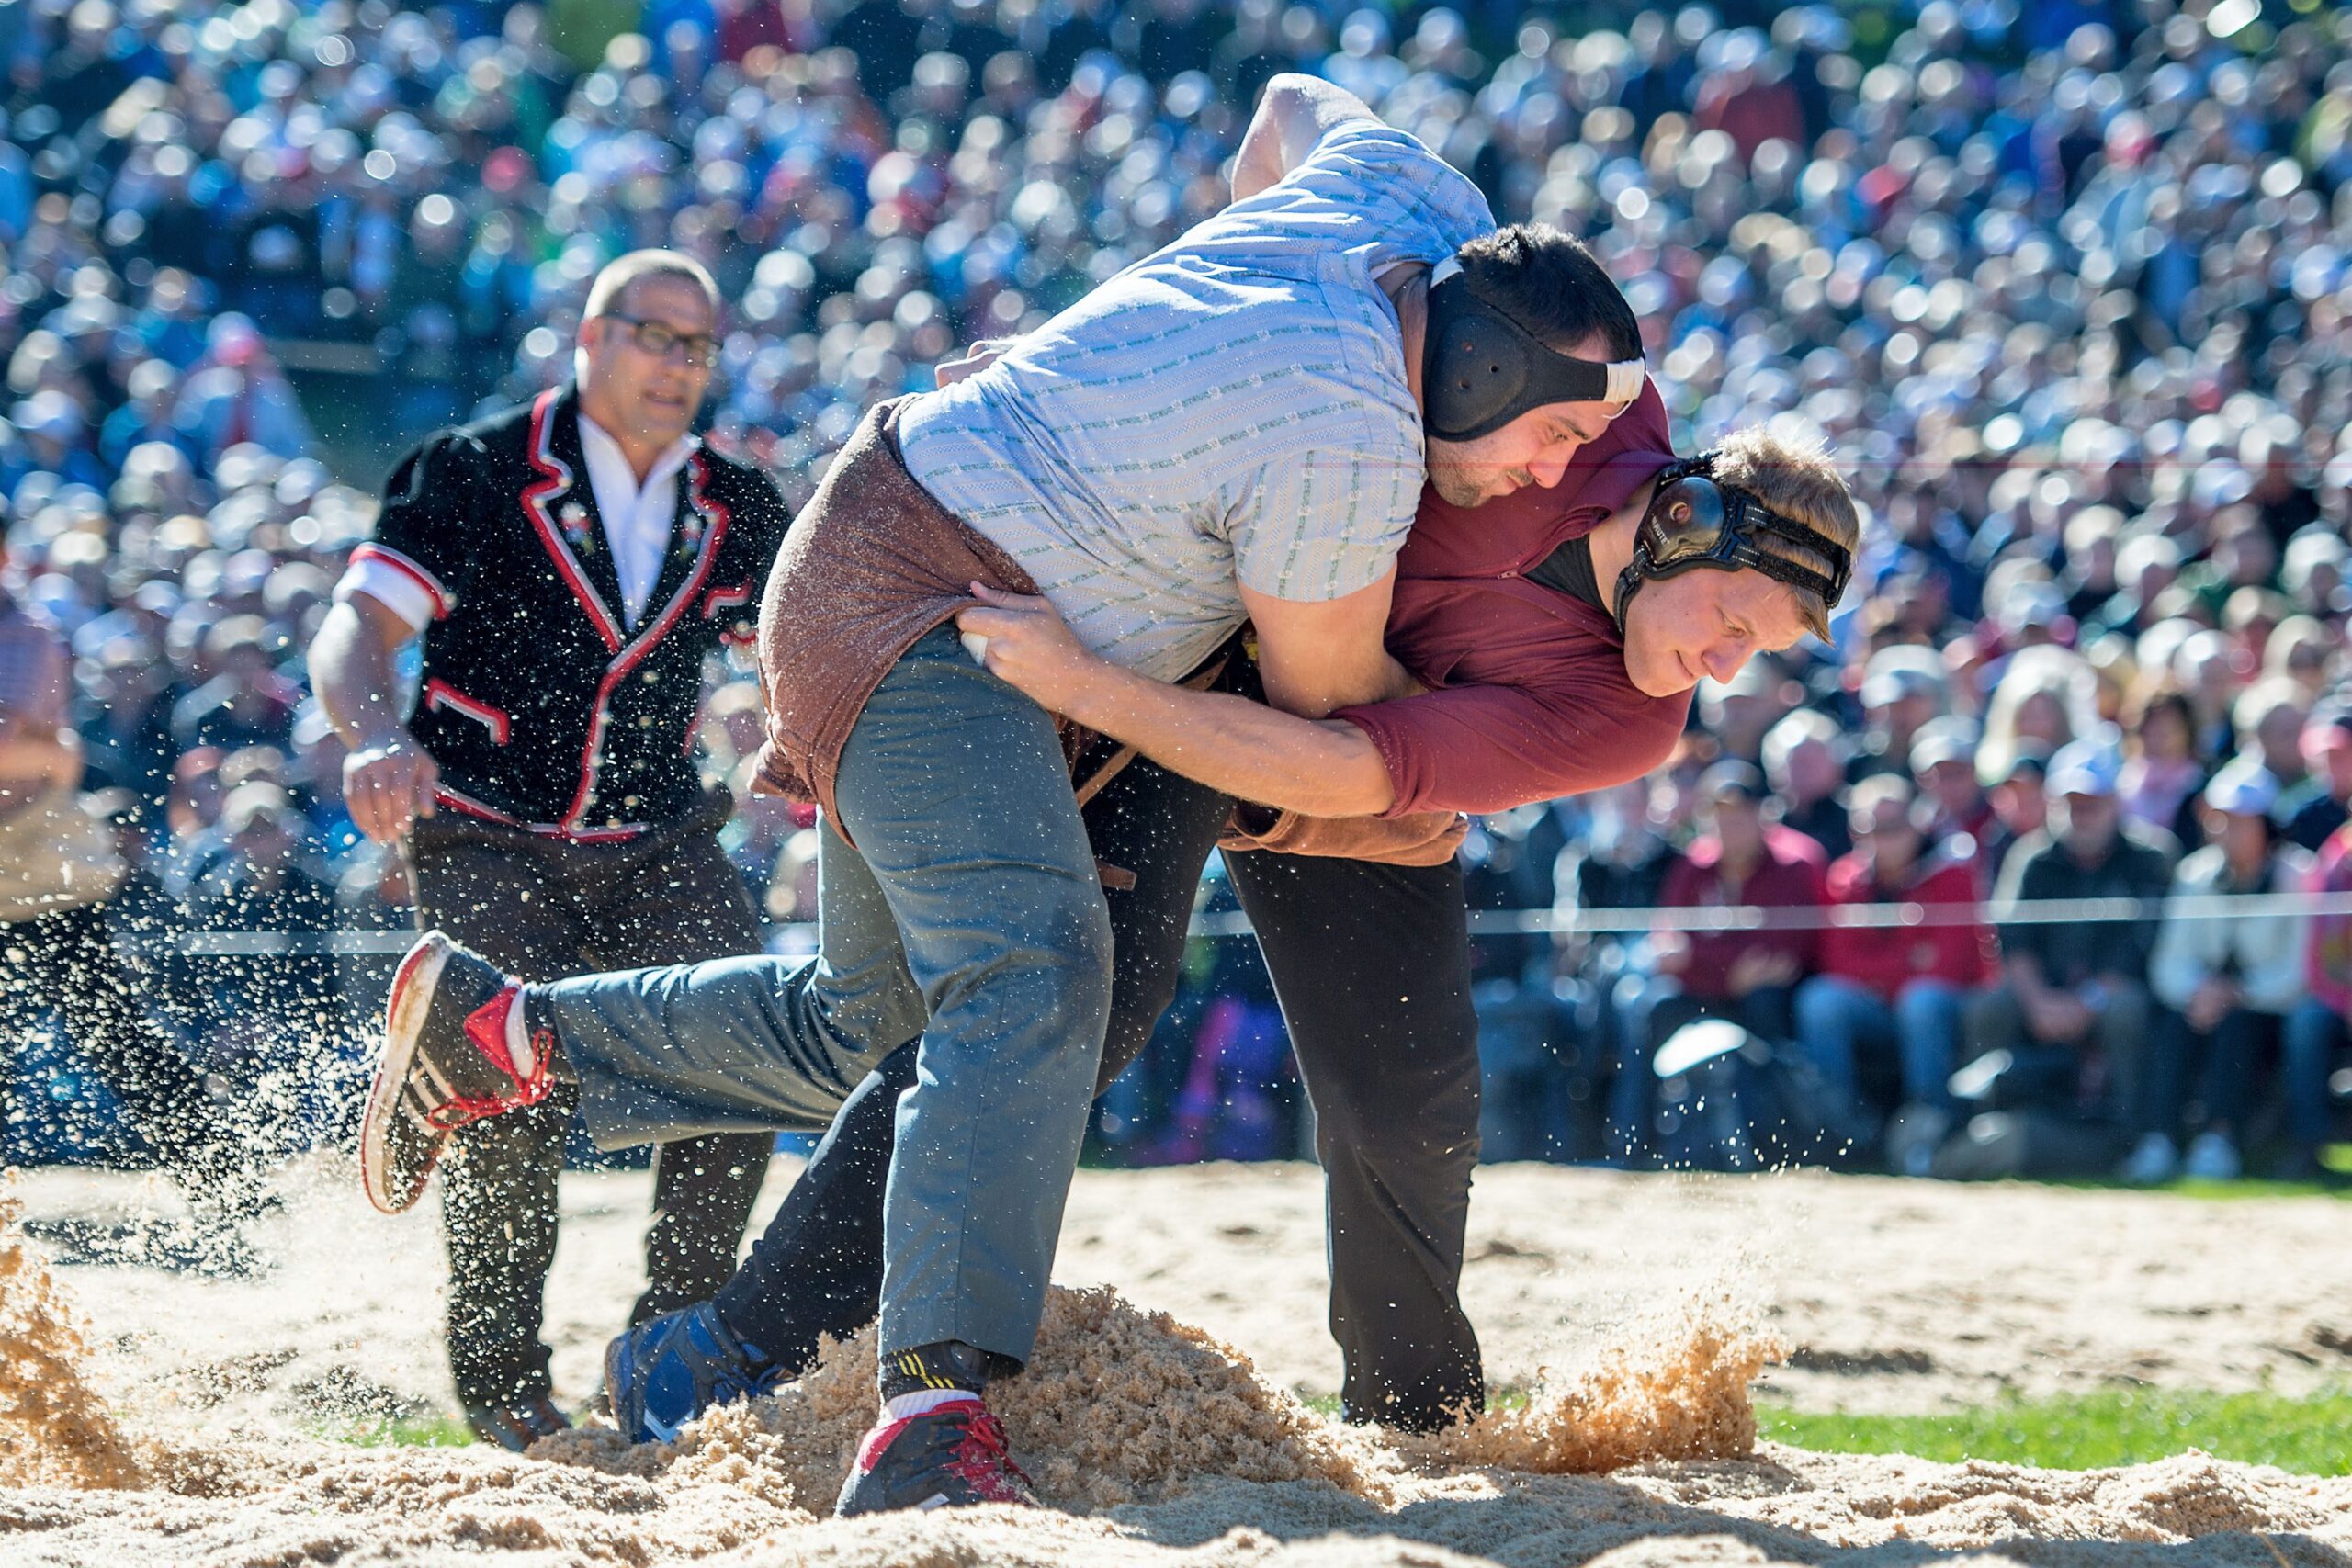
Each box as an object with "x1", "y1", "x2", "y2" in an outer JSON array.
[
  {"x1": 1413, "y1": 1289, "x2": 1786, "y2": 1474},
  {"x1": 0, "y1": 1175, "x2": 145, "y2": 1489}
]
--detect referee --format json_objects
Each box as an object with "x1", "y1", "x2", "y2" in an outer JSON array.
[{"x1": 309, "y1": 251, "x2": 792, "y2": 1448}]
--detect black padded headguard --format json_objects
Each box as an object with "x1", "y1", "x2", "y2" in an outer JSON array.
[
  {"x1": 1421, "y1": 256, "x2": 1648, "y2": 441},
  {"x1": 1612, "y1": 451, "x2": 1853, "y2": 634}
]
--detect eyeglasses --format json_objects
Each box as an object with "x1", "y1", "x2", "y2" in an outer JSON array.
[{"x1": 602, "y1": 313, "x2": 718, "y2": 369}]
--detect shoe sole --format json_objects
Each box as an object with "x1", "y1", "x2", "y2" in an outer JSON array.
[
  {"x1": 359, "y1": 932, "x2": 455, "y2": 1215},
  {"x1": 835, "y1": 1487, "x2": 954, "y2": 1517}
]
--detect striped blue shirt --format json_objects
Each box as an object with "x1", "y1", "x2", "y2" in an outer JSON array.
[{"x1": 899, "y1": 122, "x2": 1494, "y2": 682}]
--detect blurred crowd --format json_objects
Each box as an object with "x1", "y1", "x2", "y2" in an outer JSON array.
[{"x1": 5, "y1": 0, "x2": 2352, "y2": 1178}]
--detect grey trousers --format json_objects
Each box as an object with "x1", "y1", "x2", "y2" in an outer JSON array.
[{"x1": 538, "y1": 627, "x2": 1113, "y2": 1366}]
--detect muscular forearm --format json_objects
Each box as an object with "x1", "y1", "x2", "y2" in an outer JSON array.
[
  {"x1": 1261, "y1": 649, "x2": 1420, "y2": 719},
  {"x1": 310, "y1": 601, "x2": 412, "y2": 748},
  {"x1": 1059, "y1": 664, "x2": 1396, "y2": 818}
]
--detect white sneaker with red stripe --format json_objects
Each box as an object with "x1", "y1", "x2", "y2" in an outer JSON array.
[
  {"x1": 359, "y1": 931, "x2": 554, "y2": 1214},
  {"x1": 834, "y1": 1395, "x2": 1039, "y2": 1515}
]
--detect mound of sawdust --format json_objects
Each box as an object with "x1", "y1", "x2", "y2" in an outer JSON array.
[
  {"x1": 0, "y1": 1180, "x2": 144, "y2": 1490},
  {"x1": 542, "y1": 1284, "x2": 1403, "y2": 1509},
  {"x1": 541, "y1": 1281, "x2": 1781, "y2": 1512},
  {"x1": 11, "y1": 1441, "x2": 2352, "y2": 1568}
]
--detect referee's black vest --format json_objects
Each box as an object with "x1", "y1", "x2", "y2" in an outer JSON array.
[{"x1": 362, "y1": 386, "x2": 790, "y2": 840}]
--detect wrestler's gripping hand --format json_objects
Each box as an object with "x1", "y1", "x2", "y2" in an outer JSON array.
[
  {"x1": 956, "y1": 582, "x2": 1110, "y2": 716},
  {"x1": 343, "y1": 734, "x2": 440, "y2": 843},
  {"x1": 933, "y1": 338, "x2": 1012, "y2": 387}
]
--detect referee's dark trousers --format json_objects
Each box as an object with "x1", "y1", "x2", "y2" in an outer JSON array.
[{"x1": 403, "y1": 789, "x2": 770, "y2": 1409}]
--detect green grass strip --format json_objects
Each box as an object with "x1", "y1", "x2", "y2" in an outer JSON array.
[
  {"x1": 323, "y1": 1389, "x2": 2352, "y2": 1473},
  {"x1": 1760, "y1": 1389, "x2": 2352, "y2": 1475},
  {"x1": 1997, "y1": 1143, "x2": 2352, "y2": 1202},
  {"x1": 317, "y1": 1411, "x2": 478, "y2": 1448}
]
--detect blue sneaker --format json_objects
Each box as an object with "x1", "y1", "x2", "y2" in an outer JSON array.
[{"x1": 604, "y1": 1302, "x2": 780, "y2": 1444}]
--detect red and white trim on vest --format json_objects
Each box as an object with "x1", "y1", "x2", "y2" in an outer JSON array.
[
  {"x1": 494, "y1": 402, "x2": 741, "y2": 842},
  {"x1": 350, "y1": 543, "x2": 455, "y2": 619},
  {"x1": 702, "y1": 581, "x2": 757, "y2": 649},
  {"x1": 431, "y1": 783, "x2": 643, "y2": 843},
  {"x1": 423, "y1": 679, "x2": 511, "y2": 745},
  {"x1": 520, "y1": 389, "x2": 626, "y2": 654},
  {"x1": 556, "y1": 451, "x2": 734, "y2": 834}
]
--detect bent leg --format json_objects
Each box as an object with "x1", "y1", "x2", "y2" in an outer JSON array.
[
  {"x1": 2194, "y1": 1007, "x2": 2270, "y2": 1134},
  {"x1": 1892, "y1": 981, "x2": 1964, "y2": 1111},
  {"x1": 587, "y1": 821, "x2": 784, "y2": 1325},
  {"x1": 1228, "y1": 847, "x2": 1483, "y2": 1430},
  {"x1": 714, "y1": 1044, "x2": 915, "y2": 1369},
  {"x1": 1792, "y1": 975, "x2": 1878, "y2": 1112},
  {"x1": 2282, "y1": 1002, "x2": 2344, "y2": 1153},
  {"x1": 1087, "y1": 753, "x2": 1237, "y2": 1085},
  {"x1": 2095, "y1": 980, "x2": 2155, "y2": 1125},
  {"x1": 2140, "y1": 1008, "x2": 2199, "y2": 1140},
  {"x1": 540, "y1": 817, "x2": 928, "y2": 1146}
]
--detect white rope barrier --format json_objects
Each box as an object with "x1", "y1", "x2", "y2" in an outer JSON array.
[
  {"x1": 1471, "y1": 888, "x2": 2352, "y2": 937},
  {"x1": 111, "y1": 888, "x2": 2352, "y2": 953}
]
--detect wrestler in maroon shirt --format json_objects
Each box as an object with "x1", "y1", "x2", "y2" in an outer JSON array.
[
  {"x1": 594, "y1": 381, "x2": 1866, "y2": 1450},
  {"x1": 965, "y1": 379, "x2": 1856, "y2": 819}
]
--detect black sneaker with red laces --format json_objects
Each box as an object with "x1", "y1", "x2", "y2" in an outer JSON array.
[
  {"x1": 359, "y1": 931, "x2": 554, "y2": 1214},
  {"x1": 834, "y1": 1397, "x2": 1040, "y2": 1515}
]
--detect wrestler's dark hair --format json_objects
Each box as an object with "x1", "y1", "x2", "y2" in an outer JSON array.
[{"x1": 1453, "y1": 225, "x2": 1640, "y2": 364}]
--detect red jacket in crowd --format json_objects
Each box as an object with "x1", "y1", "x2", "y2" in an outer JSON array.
[
  {"x1": 1816, "y1": 846, "x2": 1999, "y2": 1001},
  {"x1": 1657, "y1": 825, "x2": 1827, "y2": 1003}
]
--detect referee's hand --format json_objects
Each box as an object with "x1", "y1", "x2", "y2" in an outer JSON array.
[{"x1": 344, "y1": 734, "x2": 440, "y2": 843}]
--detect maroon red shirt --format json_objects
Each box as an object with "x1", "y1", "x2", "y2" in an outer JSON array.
[
  {"x1": 1658, "y1": 826, "x2": 1829, "y2": 1003},
  {"x1": 1818, "y1": 848, "x2": 1998, "y2": 1000},
  {"x1": 1338, "y1": 382, "x2": 1690, "y2": 816}
]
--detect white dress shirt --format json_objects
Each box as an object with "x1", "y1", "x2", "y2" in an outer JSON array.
[
  {"x1": 331, "y1": 412, "x2": 698, "y2": 635},
  {"x1": 576, "y1": 413, "x2": 695, "y2": 628}
]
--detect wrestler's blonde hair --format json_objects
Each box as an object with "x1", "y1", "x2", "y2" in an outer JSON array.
[{"x1": 1710, "y1": 424, "x2": 1861, "y2": 643}]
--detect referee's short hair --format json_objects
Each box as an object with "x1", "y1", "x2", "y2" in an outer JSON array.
[{"x1": 585, "y1": 250, "x2": 720, "y2": 321}]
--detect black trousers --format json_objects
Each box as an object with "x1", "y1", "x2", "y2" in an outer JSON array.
[
  {"x1": 403, "y1": 795, "x2": 772, "y2": 1407},
  {"x1": 711, "y1": 753, "x2": 1486, "y2": 1429},
  {"x1": 0, "y1": 896, "x2": 220, "y2": 1174},
  {"x1": 2143, "y1": 1004, "x2": 2288, "y2": 1137}
]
